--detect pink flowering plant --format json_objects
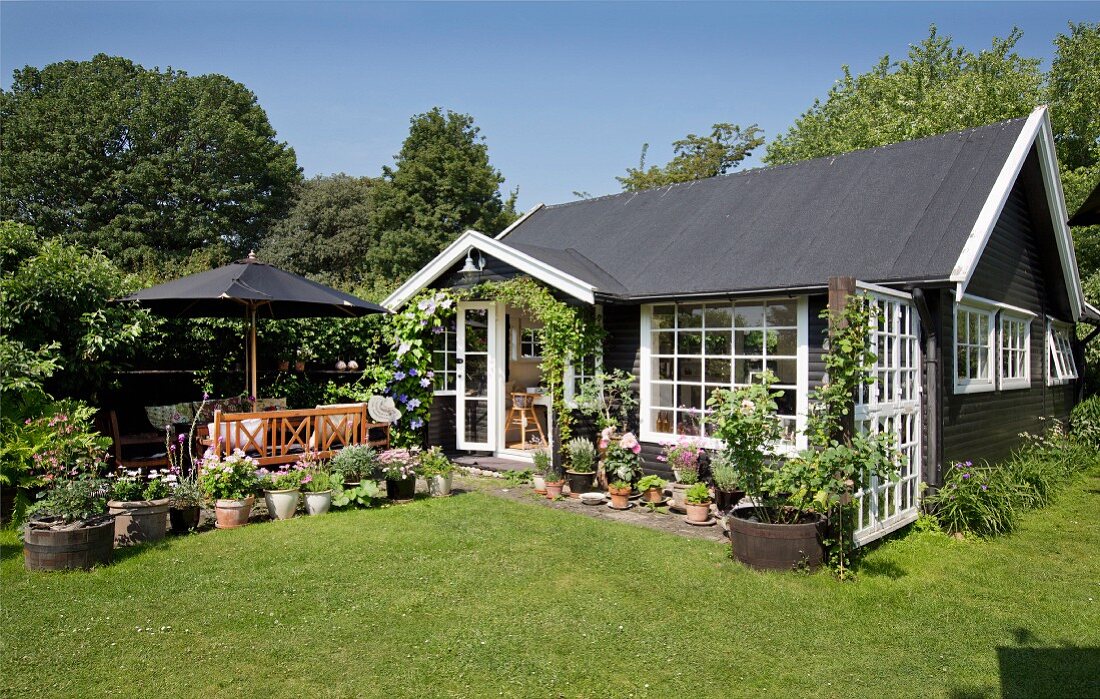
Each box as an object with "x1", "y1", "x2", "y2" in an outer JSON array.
[
  {"x1": 603, "y1": 431, "x2": 642, "y2": 483},
  {"x1": 377, "y1": 447, "x2": 418, "y2": 481},
  {"x1": 657, "y1": 436, "x2": 706, "y2": 484},
  {"x1": 256, "y1": 464, "x2": 306, "y2": 492},
  {"x1": 2, "y1": 401, "x2": 110, "y2": 491},
  {"x1": 198, "y1": 448, "x2": 260, "y2": 501}
]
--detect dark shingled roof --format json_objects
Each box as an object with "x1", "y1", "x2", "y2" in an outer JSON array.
[{"x1": 500, "y1": 117, "x2": 1028, "y2": 299}]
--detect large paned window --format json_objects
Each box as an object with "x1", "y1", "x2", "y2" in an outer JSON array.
[
  {"x1": 998, "y1": 314, "x2": 1031, "y2": 390},
  {"x1": 432, "y1": 320, "x2": 457, "y2": 393},
  {"x1": 642, "y1": 299, "x2": 803, "y2": 447},
  {"x1": 954, "y1": 304, "x2": 995, "y2": 393},
  {"x1": 1047, "y1": 320, "x2": 1078, "y2": 385}
]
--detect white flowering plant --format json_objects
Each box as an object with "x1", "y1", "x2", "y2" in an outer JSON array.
[
  {"x1": 197, "y1": 449, "x2": 260, "y2": 500},
  {"x1": 109, "y1": 468, "x2": 171, "y2": 502},
  {"x1": 377, "y1": 447, "x2": 418, "y2": 481}
]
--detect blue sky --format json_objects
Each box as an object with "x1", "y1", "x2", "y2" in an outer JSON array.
[{"x1": 3, "y1": 2, "x2": 1097, "y2": 211}]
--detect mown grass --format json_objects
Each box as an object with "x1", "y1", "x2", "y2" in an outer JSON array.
[{"x1": 2, "y1": 469, "x2": 1099, "y2": 699}]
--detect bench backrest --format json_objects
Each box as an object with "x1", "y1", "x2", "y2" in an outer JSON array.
[{"x1": 210, "y1": 405, "x2": 390, "y2": 466}]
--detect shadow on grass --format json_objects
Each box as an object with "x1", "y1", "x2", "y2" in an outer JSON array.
[
  {"x1": 856, "y1": 557, "x2": 906, "y2": 579},
  {"x1": 947, "y1": 628, "x2": 1100, "y2": 699},
  {"x1": 1, "y1": 541, "x2": 23, "y2": 562}
]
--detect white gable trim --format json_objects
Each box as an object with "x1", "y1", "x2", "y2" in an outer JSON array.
[
  {"x1": 381, "y1": 229, "x2": 596, "y2": 310},
  {"x1": 494, "y1": 203, "x2": 544, "y2": 240},
  {"x1": 951, "y1": 106, "x2": 1084, "y2": 321}
]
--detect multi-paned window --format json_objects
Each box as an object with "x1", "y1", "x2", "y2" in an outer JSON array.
[
  {"x1": 954, "y1": 304, "x2": 995, "y2": 393},
  {"x1": 570, "y1": 354, "x2": 598, "y2": 399},
  {"x1": 644, "y1": 300, "x2": 801, "y2": 445},
  {"x1": 432, "y1": 321, "x2": 457, "y2": 393},
  {"x1": 1047, "y1": 320, "x2": 1078, "y2": 385},
  {"x1": 998, "y1": 314, "x2": 1031, "y2": 390},
  {"x1": 520, "y1": 327, "x2": 542, "y2": 358}
]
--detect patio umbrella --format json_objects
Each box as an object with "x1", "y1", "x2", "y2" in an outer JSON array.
[{"x1": 118, "y1": 252, "x2": 388, "y2": 398}]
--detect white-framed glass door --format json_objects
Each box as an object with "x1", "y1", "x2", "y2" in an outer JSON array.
[{"x1": 456, "y1": 302, "x2": 497, "y2": 451}]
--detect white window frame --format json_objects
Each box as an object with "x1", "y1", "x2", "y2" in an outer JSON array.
[
  {"x1": 638, "y1": 296, "x2": 808, "y2": 455},
  {"x1": 1046, "y1": 318, "x2": 1078, "y2": 386},
  {"x1": 564, "y1": 305, "x2": 603, "y2": 407},
  {"x1": 953, "y1": 300, "x2": 996, "y2": 394},
  {"x1": 998, "y1": 312, "x2": 1031, "y2": 391},
  {"x1": 432, "y1": 322, "x2": 458, "y2": 396}
]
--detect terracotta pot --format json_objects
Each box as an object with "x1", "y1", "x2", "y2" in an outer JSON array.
[
  {"x1": 294, "y1": 360, "x2": 306, "y2": 372},
  {"x1": 304, "y1": 490, "x2": 332, "y2": 515},
  {"x1": 545, "y1": 481, "x2": 564, "y2": 499},
  {"x1": 214, "y1": 496, "x2": 254, "y2": 529},
  {"x1": 169, "y1": 505, "x2": 201, "y2": 533},
  {"x1": 608, "y1": 485, "x2": 631, "y2": 509},
  {"x1": 108, "y1": 498, "x2": 171, "y2": 546},
  {"x1": 642, "y1": 487, "x2": 664, "y2": 504},
  {"x1": 532, "y1": 474, "x2": 547, "y2": 494},
  {"x1": 24, "y1": 517, "x2": 114, "y2": 571},
  {"x1": 264, "y1": 489, "x2": 300, "y2": 520},
  {"x1": 386, "y1": 475, "x2": 416, "y2": 503},
  {"x1": 278, "y1": 359, "x2": 290, "y2": 371},
  {"x1": 564, "y1": 470, "x2": 594, "y2": 498},
  {"x1": 727, "y1": 509, "x2": 825, "y2": 571},
  {"x1": 685, "y1": 501, "x2": 712, "y2": 523}
]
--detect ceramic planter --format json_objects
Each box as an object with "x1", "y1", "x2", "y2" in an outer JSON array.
[
  {"x1": 169, "y1": 505, "x2": 201, "y2": 533},
  {"x1": 427, "y1": 474, "x2": 453, "y2": 497},
  {"x1": 108, "y1": 497, "x2": 171, "y2": 546},
  {"x1": 608, "y1": 485, "x2": 632, "y2": 509},
  {"x1": 685, "y1": 501, "x2": 712, "y2": 523},
  {"x1": 214, "y1": 496, "x2": 254, "y2": 529},
  {"x1": 387, "y1": 475, "x2": 416, "y2": 503},
  {"x1": 24, "y1": 516, "x2": 114, "y2": 571},
  {"x1": 670, "y1": 482, "x2": 690, "y2": 510},
  {"x1": 304, "y1": 490, "x2": 332, "y2": 516},
  {"x1": 564, "y1": 470, "x2": 594, "y2": 498},
  {"x1": 264, "y1": 489, "x2": 300, "y2": 521},
  {"x1": 727, "y1": 510, "x2": 825, "y2": 571},
  {"x1": 641, "y1": 487, "x2": 664, "y2": 504},
  {"x1": 545, "y1": 481, "x2": 564, "y2": 499},
  {"x1": 532, "y1": 474, "x2": 547, "y2": 494}
]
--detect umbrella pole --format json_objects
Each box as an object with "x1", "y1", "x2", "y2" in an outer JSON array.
[{"x1": 250, "y1": 307, "x2": 258, "y2": 400}]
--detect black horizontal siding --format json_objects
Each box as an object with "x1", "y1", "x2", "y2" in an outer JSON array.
[
  {"x1": 808, "y1": 294, "x2": 828, "y2": 391},
  {"x1": 430, "y1": 395, "x2": 456, "y2": 452}
]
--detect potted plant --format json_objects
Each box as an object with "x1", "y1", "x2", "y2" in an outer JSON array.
[
  {"x1": 332, "y1": 475, "x2": 381, "y2": 509},
  {"x1": 419, "y1": 446, "x2": 455, "y2": 497},
  {"x1": 198, "y1": 448, "x2": 259, "y2": 529},
  {"x1": 301, "y1": 458, "x2": 334, "y2": 515},
  {"x1": 709, "y1": 450, "x2": 744, "y2": 513},
  {"x1": 24, "y1": 475, "x2": 115, "y2": 571},
  {"x1": 536, "y1": 449, "x2": 564, "y2": 499},
  {"x1": 602, "y1": 432, "x2": 642, "y2": 487},
  {"x1": 576, "y1": 369, "x2": 638, "y2": 488},
  {"x1": 684, "y1": 482, "x2": 713, "y2": 523},
  {"x1": 660, "y1": 437, "x2": 705, "y2": 511},
  {"x1": 636, "y1": 474, "x2": 667, "y2": 504},
  {"x1": 167, "y1": 470, "x2": 203, "y2": 533},
  {"x1": 379, "y1": 448, "x2": 417, "y2": 503},
  {"x1": 258, "y1": 463, "x2": 304, "y2": 521},
  {"x1": 107, "y1": 469, "x2": 172, "y2": 546},
  {"x1": 564, "y1": 437, "x2": 597, "y2": 497},
  {"x1": 330, "y1": 444, "x2": 379, "y2": 488},
  {"x1": 607, "y1": 479, "x2": 632, "y2": 509}
]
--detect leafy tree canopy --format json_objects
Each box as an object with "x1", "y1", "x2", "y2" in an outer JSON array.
[
  {"x1": 618, "y1": 122, "x2": 765, "y2": 192},
  {"x1": 763, "y1": 26, "x2": 1044, "y2": 166},
  {"x1": 260, "y1": 174, "x2": 374, "y2": 289},
  {"x1": 0, "y1": 54, "x2": 302, "y2": 271},
  {"x1": 367, "y1": 108, "x2": 516, "y2": 287},
  {"x1": 1049, "y1": 22, "x2": 1100, "y2": 173}
]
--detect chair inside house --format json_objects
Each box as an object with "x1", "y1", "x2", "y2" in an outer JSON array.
[
  {"x1": 505, "y1": 392, "x2": 546, "y2": 450},
  {"x1": 105, "y1": 410, "x2": 170, "y2": 470}
]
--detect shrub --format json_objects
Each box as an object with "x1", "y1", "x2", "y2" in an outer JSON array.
[
  {"x1": 329, "y1": 445, "x2": 378, "y2": 483},
  {"x1": 28, "y1": 477, "x2": 111, "y2": 523},
  {"x1": 927, "y1": 461, "x2": 1020, "y2": 537},
  {"x1": 566, "y1": 437, "x2": 597, "y2": 473},
  {"x1": 1070, "y1": 395, "x2": 1100, "y2": 450}
]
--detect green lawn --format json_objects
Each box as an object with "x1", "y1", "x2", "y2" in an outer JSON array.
[{"x1": 2, "y1": 471, "x2": 1098, "y2": 699}]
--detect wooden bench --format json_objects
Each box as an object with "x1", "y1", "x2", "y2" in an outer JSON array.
[{"x1": 207, "y1": 404, "x2": 390, "y2": 466}]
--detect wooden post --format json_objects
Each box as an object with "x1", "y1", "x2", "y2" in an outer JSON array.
[
  {"x1": 827, "y1": 276, "x2": 858, "y2": 442},
  {"x1": 249, "y1": 307, "x2": 258, "y2": 400}
]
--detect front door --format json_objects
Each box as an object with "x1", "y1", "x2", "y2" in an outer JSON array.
[{"x1": 456, "y1": 302, "x2": 497, "y2": 451}]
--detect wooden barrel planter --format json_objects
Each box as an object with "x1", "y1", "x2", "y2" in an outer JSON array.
[
  {"x1": 24, "y1": 517, "x2": 115, "y2": 571},
  {"x1": 108, "y1": 498, "x2": 171, "y2": 546},
  {"x1": 727, "y1": 509, "x2": 825, "y2": 572}
]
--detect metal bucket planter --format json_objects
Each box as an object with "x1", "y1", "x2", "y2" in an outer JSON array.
[
  {"x1": 303, "y1": 491, "x2": 332, "y2": 516},
  {"x1": 264, "y1": 489, "x2": 300, "y2": 521},
  {"x1": 727, "y1": 509, "x2": 825, "y2": 571},
  {"x1": 214, "y1": 496, "x2": 254, "y2": 529},
  {"x1": 24, "y1": 516, "x2": 114, "y2": 571},
  {"x1": 531, "y1": 474, "x2": 546, "y2": 494},
  {"x1": 386, "y1": 476, "x2": 416, "y2": 503},
  {"x1": 427, "y1": 474, "x2": 453, "y2": 498},
  {"x1": 169, "y1": 506, "x2": 201, "y2": 533},
  {"x1": 108, "y1": 498, "x2": 170, "y2": 546},
  {"x1": 669, "y1": 482, "x2": 690, "y2": 511},
  {"x1": 564, "y1": 470, "x2": 593, "y2": 498}
]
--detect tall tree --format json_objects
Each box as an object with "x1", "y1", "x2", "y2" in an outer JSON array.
[
  {"x1": 1048, "y1": 22, "x2": 1100, "y2": 174},
  {"x1": 763, "y1": 26, "x2": 1043, "y2": 166},
  {"x1": 618, "y1": 122, "x2": 764, "y2": 192},
  {"x1": 368, "y1": 108, "x2": 516, "y2": 286},
  {"x1": 260, "y1": 174, "x2": 374, "y2": 288},
  {"x1": 0, "y1": 54, "x2": 301, "y2": 270}
]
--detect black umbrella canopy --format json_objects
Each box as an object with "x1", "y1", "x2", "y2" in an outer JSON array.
[{"x1": 119, "y1": 252, "x2": 387, "y2": 318}]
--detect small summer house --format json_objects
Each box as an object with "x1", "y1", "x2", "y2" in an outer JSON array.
[{"x1": 384, "y1": 106, "x2": 1098, "y2": 543}]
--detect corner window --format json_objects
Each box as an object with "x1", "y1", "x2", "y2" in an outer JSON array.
[
  {"x1": 998, "y1": 314, "x2": 1031, "y2": 390},
  {"x1": 520, "y1": 327, "x2": 542, "y2": 359},
  {"x1": 954, "y1": 304, "x2": 995, "y2": 393},
  {"x1": 1047, "y1": 320, "x2": 1078, "y2": 385},
  {"x1": 642, "y1": 299, "x2": 804, "y2": 447},
  {"x1": 432, "y1": 321, "x2": 457, "y2": 393}
]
